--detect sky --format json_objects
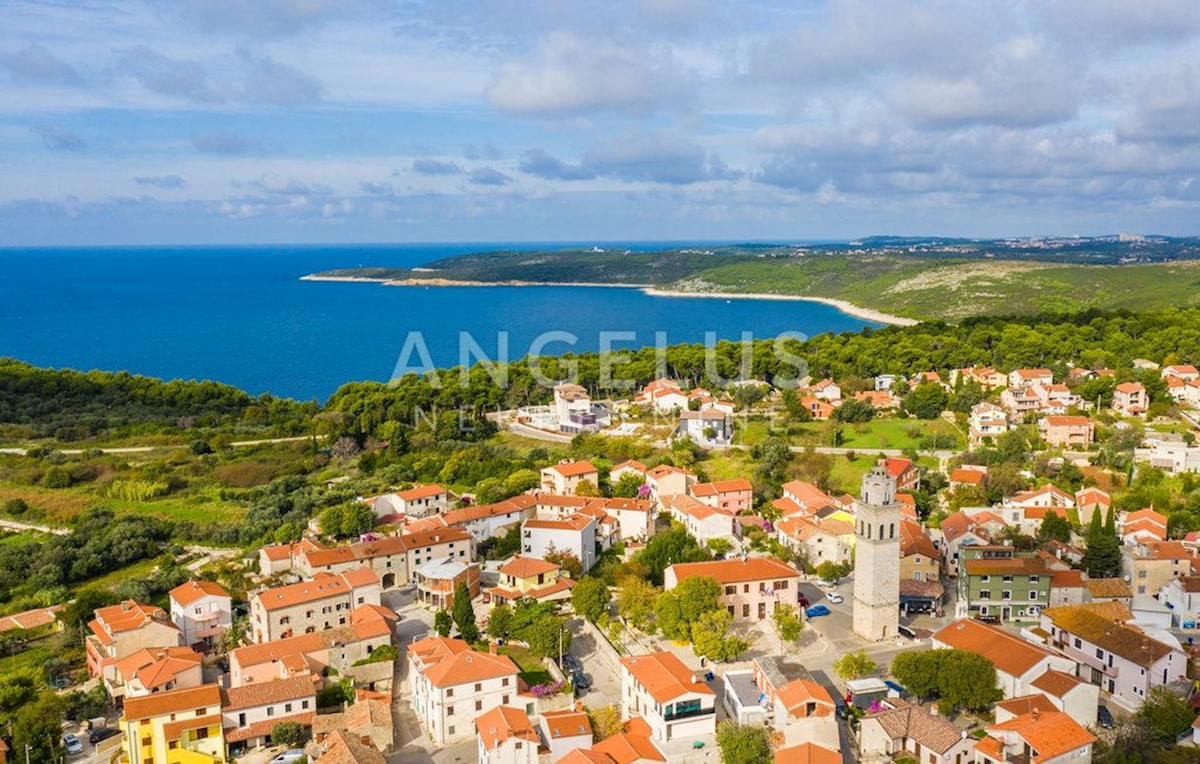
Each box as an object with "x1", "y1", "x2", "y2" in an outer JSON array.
[{"x1": 1, "y1": 0, "x2": 1198, "y2": 245}]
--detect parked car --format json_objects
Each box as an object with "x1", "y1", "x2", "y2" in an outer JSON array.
[
  {"x1": 562, "y1": 655, "x2": 582, "y2": 673},
  {"x1": 798, "y1": 596, "x2": 811, "y2": 609},
  {"x1": 805, "y1": 605, "x2": 831, "y2": 618},
  {"x1": 1097, "y1": 705, "x2": 1115, "y2": 729},
  {"x1": 269, "y1": 751, "x2": 307, "y2": 764},
  {"x1": 826, "y1": 592, "x2": 844, "y2": 604},
  {"x1": 897, "y1": 625, "x2": 917, "y2": 640},
  {"x1": 62, "y1": 734, "x2": 84, "y2": 756},
  {"x1": 815, "y1": 579, "x2": 837, "y2": 589},
  {"x1": 89, "y1": 727, "x2": 119, "y2": 745},
  {"x1": 572, "y1": 670, "x2": 591, "y2": 690},
  {"x1": 974, "y1": 614, "x2": 1000, "y2": 625}
]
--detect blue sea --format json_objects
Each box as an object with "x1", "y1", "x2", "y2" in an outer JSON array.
[{"x1": 0, "y1": 244, "x2": 877, "y2": 401}]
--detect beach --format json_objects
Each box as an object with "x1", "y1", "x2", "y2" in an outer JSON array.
[{"x1": 300, "y1": 274, "x2": 919, "y2": 326}]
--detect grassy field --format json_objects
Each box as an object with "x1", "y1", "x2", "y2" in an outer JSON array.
[
  {"x1": 837, "y1": 418, "x2": 964, "y2": 451},
  {"x1": 497, "y1": 644, "x2": 554, "y2": 686},
  {"x1": 827, "y1": 454, "x2": 879, "y2": 495}
]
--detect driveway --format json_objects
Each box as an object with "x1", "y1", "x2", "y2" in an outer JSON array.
[{"x1": 566, "y1": 618, "x2": 623, "y2": 709}]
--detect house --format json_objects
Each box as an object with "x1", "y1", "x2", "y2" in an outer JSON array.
[
  {"x1": 294, "y1": 529, "x2": 472, "y2": 589},
  {"x1": 222, "y1": 676, "x2": 317, "y2": 749},
  {"x1": 956, "y1": 546, "x2": 1053, "y2": 622},
  {"x1": 539, "y1": 708, "x2": 593, "y2": 762},
  {"x1": 0, "y1": 605, "x2": 62, "y2": 634},
  {"x1": 442, "y1": 495, "x2": 538, "y2": 543},
  {"x1": 1011, "y1": 484, "x2": 1075, "y2": 511},
  {"x1": 1041, "y1": 603, "x2": 1187, "y2": 710},
  {"x1": 620, "y1": 651, "x2": 716, "y2": 743},
  {"x1": 1119, "y1": 508, "x2": 1167, "y2": 545},
  {"x1": 1030, "y1": 384, "x2": 1081, "y2": 414},
  {"x1": 880, "y1": 457, "x2": 919, "y2": 492},
  {"x1": 969, "y1": 402, "x2": 1009, "y2": 446},
  {"x1": 854, "y1": 390, "x2": 898, "y2": 411},
  {"x1": 310, "y1": 729, "x2": 386, "y2": 764},
  {"x1": 1001, "y1": 386, "x2": 1044, "y2": 418},
  {"x1": 678, "y1": 409, "x2": 732, "y2": 446},
  {"x1": 554, "y1": 382, "x2": 601, "y2": 434},
  {"x1": 635, "y1": 378, "x2": 690, "y2": 413},
  {"x1": 521, "y1": 514, "x2": 598, "y2": 574},
  {"x1": 1039, "y1": 416, "x2": 1094, "y2": 448},
  {"x1": 594, "y1": 497, "x2": 657, "y2": 542},
  {"x1": 228, "y1": 604, "x2": 393, "y2": 686},
  {"x1": 476, "y1": 705, "x2": 539, "y2": 764},
  {"x1": 311, "y1": 695, "x2": 393, "y2": 755},
  {"x1": 258, "y1": 537, "x2": 325, "y2": 577},
  {"x1": 414, "y1": 558, "x2": 480, "y2": 611},
  {"x1": 809, "y1": 378, "x2": 841, "y2": 401},
  {"x1": 376, "y1": 484, "x2": 450, "y2": 518},
  {"x1": 899, "y1": 520, "x2": 939, "y2": 583},
  {"x1": 977, "y1": 709, "x2": 1096, "y2": 764},
  {"x1": 541, "y1": 460, "x2": 600, "y2": 495},
  {"x1": 779, "y1": 480, "x2": 837, "y2": 515},
  {"x1": 690, "y1": 478, "x2": 753, "y2": 513},
  {"x1": 1120, "y1": 540, "x2": 1193, "y2": 596},
  {"x1": 1009, "y1": 368, "x2": 1054, "y2": 388},
  {"x1": 119, "y1": 684, "x2": 225, "y2": 764},
  {"x1": 1112, "y1": 382, "x2": 1148, "y2": 417},
  {"x1": 86, "y1": 600, "x2": 182, "y2": 683},
  {"x1": 249, "y1": 568, "x2": 382, "y2": 643},
  {"x1": 1028, "y1": 669, "x2": 1101, "y2": 729},
  {"x1": 1162, "y1": 364, "x2": 1199, "y2": 381},
  {"x1": 1133, "y1": 432, "x2": 1200, "y2": 474},
  {"x1": 113, "y1": 646, "x2": 203, "y2": 699},
  {"x1": 858, "y1": 700, "x2": 977, "y2": 764},
  {"x1": 948, "y1": 466, "x2": 987, "y2": 490},
  {"x1": 1048, "y1": 570, "x2": 1088, "y2": 608},
  {"x1": 643, "y1": 464, "x2": 696, "y2": 502},
  {"x1": 664, "y1": 557, "x2": 801, "y2": 622},
  {"x1": 588, "y1": 717, "x2": 666, "y2": 763},
  {"x1": 1085, "y1": 578, "x2": 1133, "y2": 605},
  {"x1": 801, "y1": 396, "x2": 837, "y2": 420},
  {"x1": 931, "y1": 619, "x2": 1077, "y2": 699},
  {"x1": 1158, "y1": 575, "x2": 1200, "y2": 628},
  {"x1": 169, "y1": 580, "x2": 231, "y2": 651},
  {"x1": 489, "y1": 555, "x2": 575, "y2": 608},
  {"x1": 663, "y1": 495, "x2": 736, "y2": 546},
  {"x1": 952, "y1": 366, "x2": 1006, "y2": 390},
  {"x1": 776, "y1": 516, "x2": 853, "y2": 567},
  {"x1": 1075, "y1": 488, "x2": 1111, "y2": 528},
  {"x1": 773, "y1": 743, "x2": 841, "y2": 764},
  {"x1": 938, "y1": 511, "x2": 995, "y2": 575},
  {"x1": 408, "y1": 637, "x2": 521, "y2": 745}
]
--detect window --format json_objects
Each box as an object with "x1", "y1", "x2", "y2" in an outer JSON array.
[
  {"x1": 194, "y1": 606, "x2": 201, "y2": 615},
  {"x1": 142, "y1": 737, "x2": 152, "y2": 747},
  {"x1": 1029, "y1": 575, "x2": 1040, "y2": 583},
  {"x1": 725, "y1": 586, "x2": 735, "y2": 596},
  {"x1": 1002, "y1": 575, "x2": 1013, "y2": 583},
  {"x1": 267, "y1": 707, "x2": 274, "y2": 717},
  {"x1": 302, "y1": 700, "x2": 309, "y2": 709},
  {"x1": 742, "y1": 604, "x2": 750, "y2": 618},
  {"x1": 1095, "y1": 648, "x2": 1104, "y2": 660},
  {"x1": 502, "y1": 678, "x2": 510, "y2": 686},
  {"x1": 979, "y1": 591, "x2": 991, "y2": 600},
  {"x1": 503, "y1": 695, "x2": 510, "y2": 704},
  {"x1": 1029, "y1": 591, "x2": 1039, "y2": 600},
  {"x1": 475, "y1": 683, "x2": 482, "y2": 691},
  {"x1": 743, "y1": 584, "x2": 750, "y2": 593},
  {"x1": 475, "y1": 700, "x2": 483, "y2": 711},
  {"x1": 446, "y1": 688, "x2": 454, "y2": 698},
  {"x1": 981, "y1": 575, "x2": 990, "y2": 583},
  {"x1": 285, "y1": 703, "x2": 292, "y2": 713},
  {"x1": 1074, "y1": 637, "x2": 1081, "y2": 649},
  {"x1": 448, "y1": 726, "x2": 455, "y2": 735},
  {"x1": 447, "y1": 706, "x2": 455, "y2": 716},
  {"x1": 1002, "y1": 590, "x2": 1012, "y2": 600},
  {"x1": 196, "y1": 728, "x2": 208, "y2": 740}
]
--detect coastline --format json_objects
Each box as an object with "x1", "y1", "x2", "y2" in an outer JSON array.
[{"x1": 300, "y1": 274, "x2": 919, "y2": 326}]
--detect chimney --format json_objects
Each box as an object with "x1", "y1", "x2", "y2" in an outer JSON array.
[
  {"x1": 1032, "y1": 708, "x2": 1040, "y2": 721},
  {"x1": 930, "y1": 702, "x2": 938, "y2": 716},
  {"x1": 488, "y1": 642, "x2": 497, "y2": 655}
]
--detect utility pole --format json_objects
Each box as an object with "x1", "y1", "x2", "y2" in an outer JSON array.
[{"x1": 558, "y1": 625, "x2": 563, "y2": 669}]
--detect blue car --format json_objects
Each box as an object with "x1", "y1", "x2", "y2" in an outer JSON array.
[{"x1": 805, "y1": 605, "x2": 831, "y2": 618}]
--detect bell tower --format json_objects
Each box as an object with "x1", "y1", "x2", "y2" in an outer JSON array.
[{"x1": 852, "y1": 465, "x2": 901, "y2": 641}]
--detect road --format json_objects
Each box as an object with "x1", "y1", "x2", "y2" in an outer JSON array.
[
  {"x1": 0, "y1": 518, "x2": 69, "y2": 536},
  {"x1": 0, "y1": 435, "x2": 319, "y2": 457}
]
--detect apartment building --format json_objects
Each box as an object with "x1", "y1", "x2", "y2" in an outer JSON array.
[
  {"x1": 222, "y1": 676, "x2": 317, "y2": 749},
  {"x1": 956, "y1": 546, "x2": 1053, "y2": 622},
  {"x1": 690, "y1": 478, "x2": 753, "y2": 513},
  {"x1": 1113, "y1": 382, "x2": 1148, "y2": 416},
  {"x1": 169, "y1": 580, "x2": 231, "y2": 650},
  {"x1": 540, "y1": 460, "x2": 600, "y2": 495},
  {"x1": 1041, "y1": 603, "x2": 1187, "y2": 710},
  {"x1": 1039, "y1": 416, "x2": 1094, "y2": 448},
  {"x1": 119, "y1": 684, "x2": 225, "y2": 764},
  {"x1": 969, "y1": 402, "x2": 1009, "y2": 447},
  {"x1": 407, "y1": 637, "x2": 521, "y2": 745},
  {"x1": 1120, "y1": 540, "x2": 1193, "y2": 596},
  {"x1": 899, "y1": 520, "x2": 939, "y2": 583},
  {"x1": 520, "y1": 514, "x2": 597, "y2": 574},
  {"x1": 620, "y1": 651, "x2": 716, "y2": 743},
  {"x1": 86, "y1": 600, "x2": 183, "y2": 683},
  {"x1": 249, "y1": 568, "x2": 381, "y2": 643},
  {"x1": 664, "y1": 557, "x2": 801, "y2": 622}
]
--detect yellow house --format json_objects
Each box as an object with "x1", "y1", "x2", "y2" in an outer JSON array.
[
  {"x1": 489, "y1": 555, "x2": 575, "y2": 608},
  {"x1": 120, "y1": 684, "x2": 225, "y2": 764}
]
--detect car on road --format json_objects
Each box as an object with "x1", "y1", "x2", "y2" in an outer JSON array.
[
  {"x1": 1097, "y1": 705, "x2": 1115, "y2": 729},
  {"x1": 572, "y1": 670, "x2": 591, "y2": 690},
  {"x1": 269, "y1": 750, "x2": 307, "y2": 764},
  {"x1": 815, "y1": 579, "x2": 838, "y2": 589},
  {"x1": 826, "y1": 592, "x2": 843, "y2": 604},
  {"x1": 89, "y1": 727, "x2": 119, "y2": 745},
  {"x1": 897, "y1": 624, "x2": 917, "y2": 640},
  {"x1": 562, "y1": 655, "x2": 582, "y2": 673},
  {"x1": 63, "y1": 734, "x2": 84, "y2": 755},
  {"x1": 805, "y1": 605, "x2": 831, "y2": 618}
]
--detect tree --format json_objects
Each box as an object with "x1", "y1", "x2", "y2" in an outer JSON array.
[
  {"x1": 691, "y1": 608, "x2": 748, "y2": 662},
  {"x1": 834, "y1": 398, "x2": 875, "y2": 423},
  {"x1": 13, "y1": 693, "x2": 65, "y2": 764},
  {"x1": 434, "y1": 609, "x2": 452, "y2": 637},
  {"x1": 815, "y1": 560, "x2": 846, "y2": 582},
  {"x1": 903, "y1": 382, "x2": 949, "y2": 420},
  {"x1": 271, "y1": 720, "x2": 308, "y2": 747},
  {"x1": 772, "y1": 603, "x2": 803, "y2": 642},
  {"x1": 654, "y1": 576, "x2": 721, "y2": 641},
  {"x1": 716, "y1": 721, "x2": 773, "y2": 764},
  {"x1": 59, "y1": 585, "x2": 117, "y2": 630},
  {"x1": 616, "y1": 576, "x2": 657, "y2": 632},
  {"x1": 575, "y1": 479, "x2": 600, "y2": 497},
  {"x1": 588, "y1": 704, "x2": 624, "y2": 742},
  {"x1": 571, "y1": 577, "x2": 612, "y2": 623},
  {"x1": 635, "y1": 525, "x2": 711, "y2": 585},
  {"x1": 487, "y1": 604, "x2": 513, "y2": 640},
  {"x1": 889, "y1": 650, "x2": 942, "y2": 700},
  {"x1": 935, "y1": 650, "x2": 1002, "y2": 712},
  {"x1": 1037, "y1": 511, "x2": 1072, "y2": 543},
  {"x1": 545, "y1": 549, "x2": 584, "y2": 579},
  {"x1": 612, "y1": 471, "x2": 647, "y2": 499},
  {"x1": 524, "y1": 615, "x2": 570, "y2": 659},
  {"x1": 1138, "y1": 686, "x2": 1194, "y2": 745},
  {"x1": 1082, "y1": 507, "x2": 1122, "y2": 578},
  {"x1": 833, "y1": 649, "x2": 877, "y2": 680},
  {"x1": 706, "y1": 538, "x2": 732, "y2": 557},
  {"x1": 223, "y1": 615, "x2": 249, "y2": 652},
  {"x1": 452, "y1": 581, "x2": 478, "y2": 642}
]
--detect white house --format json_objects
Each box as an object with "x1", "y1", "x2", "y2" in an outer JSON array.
[
  {"x1": 386, "y1": 484, "x2": 450, "y2": 518},
  {"x1": 168, "y1": 580, "x2": 231, "y2": 651},
  {"x1": 408, "y1": 637, "x2": 521, "y2": 745},
  {"x1": 538, "y1": 708, "x2": 593, "y2": 762},
  {"x1": 521, "y1": 514, "x2": 598, "y2": 574},
  {"x1": 1158, "y1": 575, "x2": 1200, "y2": 627},
  {"x1": 932, "y1": 619, "x2": 1078, "y2": 699},
  {"x1": 222, "y1": 676, "x2": 317, "y2": 749},
  {"x1": 442, "y1": 495, "x2": 537, "y2": 543},
  {"x1": 663, "y1": 495, "x2": 736, "y2": 547},
  {"x1": 1134, "y1": 432, "x2": 1200, "y2": 475},
  {"x1": 979, "y1": 709, "x2": 1095, "y2": 764},
  {"x1": 620, "y1": 651, "x2": 716, "y2": 744},
  {"x1": 678, "y1": 409, "x2": 732, "y2": 446},
  {"x1": 540, "y1": 460, "x2": 600, "y2": 495},
  {"x1": 475, "y1": 705, "x2": 539, "y2": 764},
  {"x1": 969, "y1": 402, "x2": 1009, "y2": 446}
]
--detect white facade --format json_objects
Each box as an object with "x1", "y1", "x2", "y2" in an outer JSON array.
[
  {"x1": 168, "y1": 585, "x2": 231, "y2": 649},
  {"x1": 409, "y1": 646, "x2": 520, "y2": 745},
  {"x1": 520, "y1": 515, "x2": 598, "y2": 574},
  {"x1": 853, "y1": 467, "x2": 901, "y2": 641},
  {"x1": 620, "y1": 654, "x2": 716, "y2": 744}
]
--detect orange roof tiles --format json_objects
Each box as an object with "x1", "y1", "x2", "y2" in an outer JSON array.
[
  {"x1": 499, "y1": 555, "x2": 560, "y2": 578},
  {"x1": 950, "y1": 468, "x2": 986, "y2": 485},
  {"x1": 397, "y1": 484, "x2": 446, "y2": 501},
  {"x1": 900, "y1": 520, "x2": 937, "y2": 560},
  {"x1": 226, "y1": 711, "x2": 315, "y2": 743},
  {"x1": 619, "y1": 651, "x2": 714, "y2": 704},
  {"x1": 933, "y1": 619, "x2": 1055, "y2": 677},
  {"x1": 777, "y1": 678, "x2": 835, "y2": 713},
  {"x1": 773, "y1": 743, "x2": 841, "y2": 764},
  {"x1": 591, "y1": 718, "x2": 665, "y2": 764},
  {"x1": 407, "y1": 637, "x2": 518, "y2": 688},
  {"x1": 668, "y1": 557, "x2": 798, "y2": 585},
  {"x1": 1030, "y1": 669, "x2": 1085, "y2": 698},
  {"x1": 94, "y1": 600, "x2": 173, "y2": 634},
  {"x1": 116, "y1": 646, "x2": 202, "y2": 690},
  {"x1": 475, "y1": 705, "x2": 539, "y2": 750},
  {"x1": 223, "y1": 676, "x2": 315, "y2": 710},
  {"x1": 123, "y1": 683, "x2": 221, "y2": 721},
  {"x1": 254, "y1": 571, "x2": 368, "y2": 612},
  {"x1": 996, "y1": 694, "x2": 1056, "y2": 717},
  {"x1": 989, "y1": 710, "x2": 1096, "y2": 763},
  {"x1": 541, "y1": 708, "x2": 592, "y2": 739},
  {"x1": 169, "y1": 579, "x2": 230, "y2": 606},
  {"x1": 691, "y1": 478, "x2": 753, "y2": 497},
  {"x1": 548, "y1": 460, "x2": 599, "y2": 478},
  {"x1": 0, "y1": 605, "x2": 61, "y2": 632}
]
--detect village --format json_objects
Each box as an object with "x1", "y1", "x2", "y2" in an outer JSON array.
[{"x1": 6, "y1": 361, "x2": 1200, "y2": 764}]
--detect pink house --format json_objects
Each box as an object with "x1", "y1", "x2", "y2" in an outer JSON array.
[{"x1": 690, "y1": 478, "x2": 753, "y2": 513}]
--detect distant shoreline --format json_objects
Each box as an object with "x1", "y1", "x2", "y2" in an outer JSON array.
[{"x1": 300, "y1": 274, "x2": 919, "y2": 326}]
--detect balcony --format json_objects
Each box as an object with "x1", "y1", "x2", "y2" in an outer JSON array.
[{"x1": 664, "y1": 705, "x2": 716, "y2": 722}]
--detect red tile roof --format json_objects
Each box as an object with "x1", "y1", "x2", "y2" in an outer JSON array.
[
  {"x1": 667, "y1": 557, "x2": 798, "y2": 585},
  {"x1": 169, "y1": 579, "x2": 230, "y2": 606},
  {"x1": 933, "y1": 620, "x2": 1055, "y2": 678},
  {"x1": 475, "y1": 705, "x2": 539, "y2": 750},
  {"x1": 620, "y1": 651, "x2": 713, "y2": 704}
]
